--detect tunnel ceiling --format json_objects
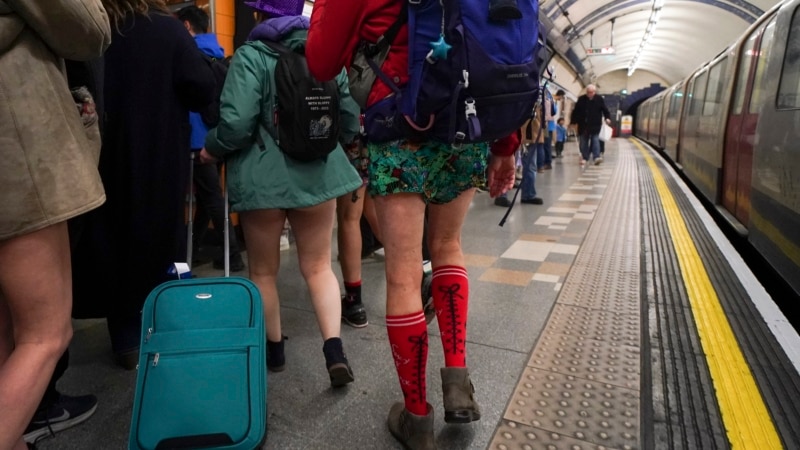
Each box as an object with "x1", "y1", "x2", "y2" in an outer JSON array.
[{"x1": 539, "y1": 0, "x2": 782, "y2": 85}]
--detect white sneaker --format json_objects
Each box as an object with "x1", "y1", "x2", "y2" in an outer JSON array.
[
  {"x1": 580, "y1": 159, "x2": 586, "y2": 166},
  {"x1": 595, "y1": 157, "x2": 603, "y2": 165}
]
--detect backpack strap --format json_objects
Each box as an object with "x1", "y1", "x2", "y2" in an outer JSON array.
[{"x1": 364, "y1": 2, "x2": 408, "y2": 58}]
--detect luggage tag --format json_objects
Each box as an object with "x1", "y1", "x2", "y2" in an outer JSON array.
[{"x1": 167, "y1": 262, "x2": 192, "y2": 280}]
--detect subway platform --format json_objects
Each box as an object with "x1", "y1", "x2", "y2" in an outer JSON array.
[{"x1": 37, "y1": 138, "x2": 800, "y2": 449}]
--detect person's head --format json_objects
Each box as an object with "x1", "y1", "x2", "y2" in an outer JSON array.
[
  {"x1": 176, "y1": 6, "x2": 209, "y2": 36},
  {"x1": 557, "y1": 117, "x2": 565, "y2": 125},
  {"x1": 585, "y1": 84, "x2": 597, "y2": 99},
  {"x1": 555, "y1": 89, "x2": 565, "y2": 100},
  {"x1": 101, "y1": 0, "x2": 169, "y2": 28},
  {"x1": 244, "y1": 0, "x2": 304, "y2": 23}
]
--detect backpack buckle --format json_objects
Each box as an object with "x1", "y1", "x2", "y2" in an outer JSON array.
[
  {"x1": 452, "y1": 132, "x2": 465, "y2": 149},
  {"x1": 464, "y1": 99, "x2": 477, "y2": 118}
]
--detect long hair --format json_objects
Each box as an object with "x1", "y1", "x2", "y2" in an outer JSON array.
[{"x1": 102, "y1": 0, "x2": 170, "y2": 28}]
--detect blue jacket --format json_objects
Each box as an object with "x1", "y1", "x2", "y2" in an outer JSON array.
[{"x1": 189, "y1": 33, "x2": 225, "y2": 150}]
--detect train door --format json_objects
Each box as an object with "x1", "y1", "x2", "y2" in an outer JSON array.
[{"x1": 722, "y1": 18, "x2": 776, "y2": 225}]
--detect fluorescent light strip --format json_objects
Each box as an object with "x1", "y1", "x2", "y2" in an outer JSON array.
[{"x1": 628, "y1": 0, "x2": 664, "y2": 76}]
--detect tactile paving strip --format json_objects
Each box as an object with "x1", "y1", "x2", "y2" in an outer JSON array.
[{"x1": 490, "y1": 144, "x2": 642, "y2": 450}]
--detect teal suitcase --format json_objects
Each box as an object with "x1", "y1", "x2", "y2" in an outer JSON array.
[{"x1": 129, "y1": 276, "x2": 266, "y2": 450}]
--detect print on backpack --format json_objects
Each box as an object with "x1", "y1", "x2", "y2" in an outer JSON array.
[{"x1": 356, "y1": 0, "x2": 540, "y2": 145}]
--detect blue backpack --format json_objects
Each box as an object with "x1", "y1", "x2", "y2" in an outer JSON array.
[{"x1": 359, "y1": 0, "x2": 540, "y2": 145}]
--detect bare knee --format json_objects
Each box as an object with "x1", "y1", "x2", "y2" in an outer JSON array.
[
  {"x1": 298, "y1": 257, "x2": 331, "y2": 281},
  {"x1": 427, "y1": 235, "x2": 462, "y2": 262},
  {"x1": 15, "y1": 320, "x2": 72, "y2": 359}
]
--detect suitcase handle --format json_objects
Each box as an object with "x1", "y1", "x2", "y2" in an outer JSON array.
[{"x1": 156, "y1": 433, "x2": 233, "y2": 449}]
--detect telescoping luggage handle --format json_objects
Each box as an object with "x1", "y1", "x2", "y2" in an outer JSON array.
[{"x1": 223, "y1": 163, "x2": 231, "y2": 277}]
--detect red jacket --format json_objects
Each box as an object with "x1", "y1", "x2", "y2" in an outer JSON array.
[
  {"x1": 307, "y1": 0, "x2": 408, "y2": 108},
  {"x1": 306, "y1": 0, "x2": 515, "y2": 156}
]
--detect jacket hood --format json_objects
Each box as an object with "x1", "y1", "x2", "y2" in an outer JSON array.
[
  {"x1": 0, "y1": 2, "x2": 25, "y2": 54},
  {"x1": 247, "y1": 15, "x2": 308, "y2": 46},
  {"x1": 194, "y1": 33, "x2": 225, "y2": 59}
]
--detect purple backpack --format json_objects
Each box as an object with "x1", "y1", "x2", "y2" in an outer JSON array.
[{"x1": 361, "y1": 0, "x2": 540, "y2": 145}]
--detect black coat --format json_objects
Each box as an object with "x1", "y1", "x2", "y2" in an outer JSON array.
[
  {"x1": 72, "y1": 12, "x2": 215, "y2": 319},
  {"x1": 571, "y1": 93, "x2": 611, "y2": 136}
]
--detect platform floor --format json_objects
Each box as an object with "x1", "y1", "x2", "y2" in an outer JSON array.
[{"x1": 35, "y1": 138, "x2": 800, "y2": 449}]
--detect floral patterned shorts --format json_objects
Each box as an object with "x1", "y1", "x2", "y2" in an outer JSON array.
[{"x1": 366, "y1": 140, "x2": 489, "y2": 204}]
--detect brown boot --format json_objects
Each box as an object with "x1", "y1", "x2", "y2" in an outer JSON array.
[
  {"x1": 441, "y1": 367, "x2": 481, "y2": 423},
  {"x1": 387, "y1": 402, "x2": 436, "y2": 450}
]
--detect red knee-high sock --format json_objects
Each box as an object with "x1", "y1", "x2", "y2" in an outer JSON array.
[
  {"x1": 386, "y1": 311, "x2": 429, "y2": 416},
  {"x1": 432, "y1": 265, "x2": 469, "y2": 368}
]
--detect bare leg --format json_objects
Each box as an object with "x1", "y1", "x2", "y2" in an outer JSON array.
[
  {"x1": 425, "y1": 188, "x2": 476, "y2": 267},
  {"x1": 336, "y1": 187, "x2": 366, "y2": 284},
  {"x1": 288, "y1": 200, "x2": 341, "y2": 339},
  {"x1": 239, "y1": 209, "x2": 286, "y2": 343},
  {"x1": 362, "y1": 193, "x2": 382, "y2": 243},
  {"x1": 0, "y1": 223, "x2": 73, "y2": 449},
  {"x1": 372, "y1": 193, "x2": 426, "y2": 316}
]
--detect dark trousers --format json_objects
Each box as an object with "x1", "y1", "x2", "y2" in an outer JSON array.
[{"x1": 192, "y1": 159, "x2": 240, "y2": 254}]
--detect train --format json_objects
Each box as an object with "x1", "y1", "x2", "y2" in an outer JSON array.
[{"x1": 634, "y1": 0, "x2": 800, "y2": 298}]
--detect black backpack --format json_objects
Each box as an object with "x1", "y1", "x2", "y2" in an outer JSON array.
[
  {"x1": 200, "y1": 54, "x2": 230, "y2": 127},
  {"x1": 262, "y1": 41, "x2": 340, "y2": 162}
]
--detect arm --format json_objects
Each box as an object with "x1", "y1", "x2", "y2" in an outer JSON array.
[
  {"x1": 336, "y1": 69, "x2": 361, "y2": 145},
  {"x1": 487, "y1": 133, "x2": 519, "y2": 198},
  {"x1": 7, "y1": 0, "x2": 110, "y2": 60},
  {"x1": 601, "y1": 98, "x2": 612, "y2": 123},
  {"x1": 306, "y1": 0, "x2": 364, "y2": 81},
  {"x1": 205, "y1": 48, "x2": 265, "y2": 159}
]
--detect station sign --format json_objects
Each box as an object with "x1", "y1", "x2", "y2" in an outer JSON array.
[{"x1": 586, "y1": 47, "x2": 615, "y2": 56}]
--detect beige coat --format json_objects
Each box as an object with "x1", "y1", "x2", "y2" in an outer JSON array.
[{"x1": 0, "y1": 0, "x2": 111, "y2": 239}]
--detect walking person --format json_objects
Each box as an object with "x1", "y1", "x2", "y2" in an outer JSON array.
[
  {"x1": 306, "y1": 1, "x2": 518, "y2": 446},
  {"x1": 570, "y1": 84, "x2": 611, "y2": 165},
  {"x1": 0, "y1": 1, "x2": 110, "y2": 448},
  {"x1": 200, "y1": 0, "x2": 363, "y2": 387}
]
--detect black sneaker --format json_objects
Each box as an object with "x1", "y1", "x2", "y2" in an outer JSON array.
[
  {"x1": 494, "y1": 196, "x2": 511, "y2": 207},
  {"x1": 213, "y1": 252, "x2": 246, "y2": 271},
  {"x1": 520, "y1": 197, "x2": 544, "y2": 205},
  {"x1": 24, "y1": 394, "x2": 98, "y2": 444},
  {"x1": 341, "y1": 294, "x2": 368, "y2": 328}
]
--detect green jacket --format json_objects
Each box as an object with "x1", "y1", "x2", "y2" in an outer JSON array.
[{"x1": 205, "y1": 29, "x2": 361, "y2": 211}]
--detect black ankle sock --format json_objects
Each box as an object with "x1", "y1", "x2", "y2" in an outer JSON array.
[{"x1": 344, "y1": 282, "x2": 362, "y2": 300}]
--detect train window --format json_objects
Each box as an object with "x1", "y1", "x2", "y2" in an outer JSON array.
[
  {"x1": 704, "y1": 58, "x2": 728, "y2": 116},
  {"x1": 750, "y1": 17, "x2": 777, "y2": 113},
  {"x1": 691, "y1": 72, "x2": 708, "y2": 117},
  {"x1": 779, "y1": 9, "x2": 800, "y2": 109},
  {"x1": 733, "y1": 30, "x2": 759, "y2": 114},
  {"x1": 685, "y1": 78, "x2": 696, "y2": 115},
  {"x1": 669, "y1": 87, "x2": 683, "y2": 117}
]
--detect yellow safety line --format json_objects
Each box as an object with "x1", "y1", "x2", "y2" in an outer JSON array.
[{"x1": 632, "y1": 139, "x2": 783, "y2": 450}]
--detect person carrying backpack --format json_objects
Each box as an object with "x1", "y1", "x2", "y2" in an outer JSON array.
[
  {"x1": 176, "y1": 5, "x2": 245, "y2": 272},
  {"x1": 306, "y1": 1, "x2": 529, "y2": 447},
  {"x1": 199, "y1": 0, "x2": 363, "y2": 389}
]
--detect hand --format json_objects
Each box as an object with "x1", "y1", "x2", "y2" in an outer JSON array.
[
  {"x1": 605, "y1": 118, "x2": 611, "y2": 124},
  {"x1": 198, "y1": 148, "x2": 218, "y2": 164},
  {"x1": 486, "y1": 154, "x2": 516, "y2": 198}
]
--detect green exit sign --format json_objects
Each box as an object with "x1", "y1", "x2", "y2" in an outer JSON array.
[{"x1": 586, "y1": 47, "x2": 615, "y2": 55}]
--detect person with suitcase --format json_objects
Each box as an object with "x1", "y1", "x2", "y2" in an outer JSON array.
[{"x1": 199, "y1": 0, "x2": 363, "y2": 387}]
